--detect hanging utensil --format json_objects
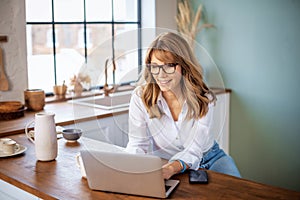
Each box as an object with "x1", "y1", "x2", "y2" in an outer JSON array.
[{"x1": 0, "y1": 48, "x2": 9, "y2": 91}]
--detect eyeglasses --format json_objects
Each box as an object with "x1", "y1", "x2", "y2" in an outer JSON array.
[{"x1": 146, "y1": 63, "x2": 178, "y2": 75}]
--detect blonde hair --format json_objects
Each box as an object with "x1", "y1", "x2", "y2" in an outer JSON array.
[{"x1": 140, "y1": 32, "x2": 216, "y2": 119}]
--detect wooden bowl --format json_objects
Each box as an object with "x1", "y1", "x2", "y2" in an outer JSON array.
[
  {"x1": 0, "y1": 101, "x2": 26, "y2": 120},
  {"x1": 0, "y1": 101, "x2": 23, "y2": 112}
]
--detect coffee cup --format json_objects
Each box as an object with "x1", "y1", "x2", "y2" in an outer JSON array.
[
  {"x1": 0, "y1": 138, "x2": 12, "y2": 151},
  {"x1": 76, "y1": 153, "x2": 87, "y2": 178},
  {"x1": 2, "y1": 140, "x2": 19, "y2": 155},
  {"x1": 24, "y1": 89, "x2": 45, "y2": 111}
]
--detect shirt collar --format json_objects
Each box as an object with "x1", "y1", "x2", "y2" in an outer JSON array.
[{"x1": 156, "y1": 92, "x2": 188, "y2": 119}]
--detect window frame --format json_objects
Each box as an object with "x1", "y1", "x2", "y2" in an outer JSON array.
[{"x1": 26, "y1": 0, "x2": 142, "y2": 94}]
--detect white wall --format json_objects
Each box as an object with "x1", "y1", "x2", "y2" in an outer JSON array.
[
  {"x1": 155, "y1": 0, "x2": 177, "y2": 35},
  {"x1": 141, "y1": 0, "x2": 178, "y2": 60},
  {"x1": 0, "y1": 0, "x2": 28, "y2": 102}
]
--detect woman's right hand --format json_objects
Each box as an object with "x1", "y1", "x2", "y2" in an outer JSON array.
[{"x1": 162, "y1": 161, "x2": 183, "y2": 179}]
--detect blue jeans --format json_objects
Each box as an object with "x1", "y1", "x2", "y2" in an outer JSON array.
[{"x1": 199, "y1": 142, "x2": 241, "y2": 178}]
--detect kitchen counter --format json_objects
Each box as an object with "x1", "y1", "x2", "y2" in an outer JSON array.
[{"x1": 1, "y1": 134, "x2": 299, "y2": 200}]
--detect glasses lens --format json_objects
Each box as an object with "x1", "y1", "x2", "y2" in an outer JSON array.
[
  {"x1": 150, "y1": 65, "x2": 160, "y2": 74},
  {"x1": 163, "y1": 63, "x2": 176, "y2": 74}
]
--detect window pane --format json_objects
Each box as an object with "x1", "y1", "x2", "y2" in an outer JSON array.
[
  {"x1": 54, "y1": 0, "x2": 84, "y2": 22},
  {"x1": 86, "y1": 0, "x2": 112, "y2": 21},
  {"x1": 114, "y1": 25, "x2": 139, "y2": 84},
  {"x1": 55, "y1": 24, "x2": 85, "y2": 87},
  {"x1": 26, "y1": 24, "x2": 55, "y2": 92},
  {"x1": 83, "y1": 24, "x2": 112, "y2": 86},
  {"x1": 26, "y1": 0, "x2": 52, "y2": 22},
  {"x1": 114, "y1": 0, "x2": 138, "y2": 22}
]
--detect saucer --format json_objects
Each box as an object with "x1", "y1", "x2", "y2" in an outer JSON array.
[{"x1": 0, "y1": 144, "x2": 27, "y2": 158}]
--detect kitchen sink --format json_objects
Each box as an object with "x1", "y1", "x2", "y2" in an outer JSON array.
[{"x1": 69, "y1": 91, "x2": 132, "y2": 110}]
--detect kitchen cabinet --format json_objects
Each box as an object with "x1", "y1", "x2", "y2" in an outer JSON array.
[
  {"x1": 212, "y1": 92, "x2": 230, "y2": 154},
  {"x1": 63, "y1": 113, "x2": 129, "y2": 147}
]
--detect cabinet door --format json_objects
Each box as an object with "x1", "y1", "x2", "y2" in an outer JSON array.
[
  {"x1": 95, "y1": 113, "x2": 129, "y2": 147},
  {"x1": 63, "y1": 118, "x2": 111, "y2": 143},
  {"x1": 110, "y1": 113, "x2": 129, "y2": 147},
  {"x1": 212, "y1": 93, "x2": 230, "y2": 154}
]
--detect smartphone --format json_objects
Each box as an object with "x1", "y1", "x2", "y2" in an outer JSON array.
[{"x1": 189, "y1": 170, "x2": 208, "y2": 184}]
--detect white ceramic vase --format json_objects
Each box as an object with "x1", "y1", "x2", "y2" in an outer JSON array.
[{"x1": 26, "y1": 112, "x2": 58, "y2": 161}]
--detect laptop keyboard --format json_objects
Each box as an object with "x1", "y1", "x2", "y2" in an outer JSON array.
[{"x1": 165, "y1": 185, "x2": 171, "y2": 191}]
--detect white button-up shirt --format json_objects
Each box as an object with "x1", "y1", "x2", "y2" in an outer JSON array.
[{"x1": 125, "y1": 87, "x2": 215, "y2": 170}]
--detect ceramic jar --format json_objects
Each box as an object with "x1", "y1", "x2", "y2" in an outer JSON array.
[{"x1": 24, "y1": 89, "x2": 45, "y2": 111}]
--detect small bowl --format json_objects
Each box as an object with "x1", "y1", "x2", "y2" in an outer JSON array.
[{"x1": 62, "y1": 129, "x2": 82, "y2": 142}]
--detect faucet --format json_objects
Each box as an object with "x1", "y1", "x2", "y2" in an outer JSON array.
[{"x1": 103, "y1": 58, "x2": 117, "y2": 96}]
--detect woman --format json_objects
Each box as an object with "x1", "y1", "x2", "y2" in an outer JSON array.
[{"x1": 125, "y1": 32, "x2": 241, "y2": 179}]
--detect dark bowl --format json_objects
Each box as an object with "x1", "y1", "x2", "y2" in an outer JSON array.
[{"x1": 62, "y1": 129, "x2": 82, "y2": 142}]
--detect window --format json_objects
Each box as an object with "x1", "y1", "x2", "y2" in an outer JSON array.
[{"x1": 26, "y1": 0, "x2": 141, "y2": 93}]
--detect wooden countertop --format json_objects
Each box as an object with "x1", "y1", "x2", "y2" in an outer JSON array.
[{"x1": 1, "y1": 134, "x2": 299, "y2": 200}]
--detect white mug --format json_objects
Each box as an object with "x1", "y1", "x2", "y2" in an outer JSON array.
[
  {"x1": 2, "y1": 140, "x2": 19, "y2": 155},
  {"x1": 0, "y1": 138, "x2": 12, "y2": 151},
  {"x1": 25, "y1": 112, "x2": 58, "y2": 161},
  {"x1": 76, "y1": 153, "x2": 87, "y2": 178}
]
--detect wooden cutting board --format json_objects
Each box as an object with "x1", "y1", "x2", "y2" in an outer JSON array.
[{"x1": 0, "y1": 47, "x2": 9, "y2": 91}]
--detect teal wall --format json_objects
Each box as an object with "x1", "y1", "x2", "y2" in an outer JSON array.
[{"x1": 192, "y1": 0, "x2": 300, "y2": 192}]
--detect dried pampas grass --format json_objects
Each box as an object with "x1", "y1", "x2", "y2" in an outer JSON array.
[{"x1": 176, "y1": 0, "x2": 213, "y2": 50}]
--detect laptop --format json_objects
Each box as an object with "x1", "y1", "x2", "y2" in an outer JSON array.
[{"x1": 80, "y1": 150, "x2": 180, "y2": 198}]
